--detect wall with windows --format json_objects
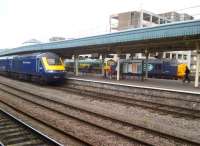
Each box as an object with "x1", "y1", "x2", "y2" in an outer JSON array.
[
  {"x1": 163, "y1": 51, "x2": 191, "y2": 68},
  {"x1": 110, "y1": 10, "x2": 171, "y2": 31}
]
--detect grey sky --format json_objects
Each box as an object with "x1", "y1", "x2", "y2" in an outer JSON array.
[{"x1": 0, "y1": 0, "x2": 199, "y2": 49}]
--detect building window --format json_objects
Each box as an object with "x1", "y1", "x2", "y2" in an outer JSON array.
[
  {"x1": 119, "y1": 54, "x2": 126, "y2": 59},
  {"x1": 131, "y1": 12, "x2": 135, "y2": 25},
  {"x1": 165, "y1": 20, "x2": 171, "y2": 23},
  {"x1": 172, "y1": 54, "x2": 176, "y2": 59},
  {"x1": 193, "y1": 56, "x2": 197, "y2": 61},
  {"x1": 149, "y1": 53, "x2": 156, "y2": 57},
  {"x1": 152, "y1": 16, "x2": 159, "y2": 24},
  {"x1": 192, "y1": 65, "x2": 196, "y2": 69},
  {"x1": 166, "y1": 53, "x2": 170, "y2": 58},
  {"x1": 183, "y1": 55, "x2": 187, "y2": 60},
  {"x1": 178, "y1": 54, "x2": 182, "y2": 59},
  {"x1": 160, "y1": 19, "x2": 165, "y2": 24},
  {"x1": 143, "y1": 13, "x2": 151, "y2": 22}
]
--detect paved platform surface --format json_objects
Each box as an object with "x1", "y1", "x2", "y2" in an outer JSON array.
[{"x1": 66, "y1": 74, "x2": 200, "y2": 94}]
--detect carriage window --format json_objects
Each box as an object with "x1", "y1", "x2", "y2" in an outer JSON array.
[{"x1": 47, "y1": 58, "x2": 62, "y2": 65}]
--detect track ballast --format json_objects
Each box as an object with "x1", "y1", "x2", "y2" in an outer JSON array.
[{"x1": 0, "y1": 108, "x2": 62, "y2": 146}]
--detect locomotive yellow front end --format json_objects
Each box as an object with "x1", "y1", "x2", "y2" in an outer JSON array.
[
  {"x1": 40, "y1": 52, "x2": 65, "y2": 83},
  {"x1": 177, "y1": 64, "x2": 187, "y2": 79}
]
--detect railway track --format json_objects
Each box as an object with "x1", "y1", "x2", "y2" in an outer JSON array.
[
  {"x1": 62, "y1": 79, "x2": 200, "y2": 119},
  {"x1": 57, "y1": 85, "x2": 200, "y2": 118},
  {"x1": 0, "y1": 108, "x2": 62, "y2": 146},
  {"x1": 0, "y1": 80, "x2": 199, "y2": 145}
]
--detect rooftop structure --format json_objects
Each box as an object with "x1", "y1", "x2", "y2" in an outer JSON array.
[
  {"x1": 110, "y1": 10, "x2": 172, "y2": 31},
  {"x1": 159, "y1": 11, "x2": 194, "y2": 22},
  {"x1": 22, "y1": 39, "x2": 42, "y2": 46}
]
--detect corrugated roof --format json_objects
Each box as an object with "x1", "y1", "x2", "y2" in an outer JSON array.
[{"x1": 1, "y1": 19, "x2": 200, "y2": 56}]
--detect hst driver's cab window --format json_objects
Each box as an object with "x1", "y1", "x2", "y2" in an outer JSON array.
[
  {"x1": 43, "y1": 53, "x2": 62, "y2": 66},
  {"x1": 47, "y1": 57, "x2": 62, "y2": 65}
]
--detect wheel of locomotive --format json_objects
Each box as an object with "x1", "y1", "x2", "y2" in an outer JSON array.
[
  {"x1": 26, "y1": 74, "x2": 31, "y2": 81},
  {"x1": 14, "y1": 73, "x2": 19, "y2": 80},
  {"x1": 30, "y1": 75, "x2": 35, "y2": 82},
  {"x1": 39, "y1": 76, "x2": 47, "y2": 85}
]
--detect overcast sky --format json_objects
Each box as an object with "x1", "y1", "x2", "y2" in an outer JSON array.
[{"x1": 0, "y1": 0, "x2": 200, "y2": 49}]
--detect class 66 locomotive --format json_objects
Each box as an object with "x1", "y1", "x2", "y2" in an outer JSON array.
[{"x1": 0, "y1": 52, "x2": 65, "y2": 84}]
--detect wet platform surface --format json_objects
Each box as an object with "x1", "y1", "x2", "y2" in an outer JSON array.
[{"x1": 66, "y1": 74, "x2": 200, "y2": 94}]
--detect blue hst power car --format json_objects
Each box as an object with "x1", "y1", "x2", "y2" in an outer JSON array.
[{"x1": 0, "y1": 52, "x2": 65, "y2": 84}]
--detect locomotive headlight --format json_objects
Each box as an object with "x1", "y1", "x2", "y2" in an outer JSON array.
[
  {"x1": 47, "y1": 70, "x2": 65, "y2": 73},
  {"x1": 47, "y1": 70, "x2": 54, "y2": 73}
]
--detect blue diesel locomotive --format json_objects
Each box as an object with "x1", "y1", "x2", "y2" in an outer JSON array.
[{"x1": 0, "y1": 52, "x2": 65, "y2": 84}]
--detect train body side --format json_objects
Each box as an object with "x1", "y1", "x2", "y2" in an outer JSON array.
[
  {"x1": 145, "y1": 60, "x2": 178, "y2": 79},
  {"x1": 0, "y1": 57, "x2": 10, "y2": 75},
  {"x1": 64, "y1": 58, "x2": 187, "y2": 80},
  {"x1": 0, "y1": 52, "x2": 65, "y2": 84},
  {"x1": 11, "y1": 56, "x2": 38, "y2": 75}
]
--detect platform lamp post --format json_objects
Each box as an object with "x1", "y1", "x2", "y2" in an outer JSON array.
[
  {"x1": 145, "y1": 49, "x2": 149, "y2": 80},
  {"x1": 195, "y1": 42, "x2": 200, "y2": 88},
  {"x1": 74, "y1": 54, "x2": 79, "y2": 76}
]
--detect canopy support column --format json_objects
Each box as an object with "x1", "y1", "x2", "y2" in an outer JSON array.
[
  {"x1": 74, "y1": 54, "x2": 79, "y2": 76},
  {"x1": 117, "y1": 54, "x2": 120, "y2": 81},
  {"x1": 101, "y1": 54, "x2": 105, "y2": 77},
  {"x1": 195, "y1": 42, "x2": 200, "y2": 87},
  {"x1": 145, "y1": 49, "x2": 149, "y2": 80}
]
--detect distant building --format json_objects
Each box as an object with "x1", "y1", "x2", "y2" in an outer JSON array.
[
  {"x1": 110, "y1": 10, "x2": 172, "y2": 59},
  {"x1": 22, "y1": 39, "x2": 42, "y2": 46},
  {"x1": 162, "y1": 51, "x2": 191, "y2": 66},
  {"x1": 159, "y1": 11, "x2": 194, "y2": 22},
  {"x1": 190, "y1": 50, "x2": 198, "y2": 71},
  {"x1": 159, "y1": 11, "x2": 194, "y2": 71},
  {"x1": 110, "y1": 10, "x2": 195, "y2": 71},
  {"x1": 110, "y1": 10, "x2": 171, "y2": 31},
  {"x1": 49, "y1": 37, "x2": 66, "y2": 42}
]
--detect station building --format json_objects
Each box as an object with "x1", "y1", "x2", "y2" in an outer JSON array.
[{"x1": 110, "y1": 10, "x2": 195, "y2": 72}]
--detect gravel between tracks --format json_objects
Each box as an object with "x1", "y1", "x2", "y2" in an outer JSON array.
[
  {"x1": 0, "y1": 102, "x2": 89, "y2": 146},
  {"x1": 0, "y1": 84, "x2": 195, "y2": 145},
  {"x1": 0, "y1": 91, "x2": 146, "y2": 146},
  {"x1": 0, "y1": 76, "x2": 200, "y2": 145}
]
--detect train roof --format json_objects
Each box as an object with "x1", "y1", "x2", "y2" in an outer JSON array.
[{"x1": 0, "y1": 52, "x2": 60, "y2": 59}]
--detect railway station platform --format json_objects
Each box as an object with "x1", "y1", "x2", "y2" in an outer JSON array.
[{"x1": 66, "y1": 74, "x2": 200, "y2": 94}]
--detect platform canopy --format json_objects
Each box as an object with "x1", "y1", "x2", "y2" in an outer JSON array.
[{"x1": 0, "y1": 19, "x2": 200, "y2": 58}]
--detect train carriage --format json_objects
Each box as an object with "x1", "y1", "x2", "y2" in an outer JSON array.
[
  {"x1": 0, "y1": 56, "x2": 10, "y2": 75},
  {"x1": 64, "y1": 58, "x2": 187, "y2": 80},
  {"x1": 0, "y1": 52, "x2": 65, "y2": 84}
]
